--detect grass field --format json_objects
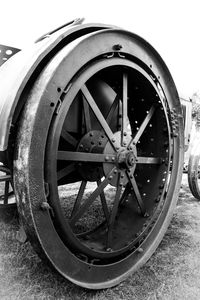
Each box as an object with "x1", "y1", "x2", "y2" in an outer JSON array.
[{"x1": 1, "y1": 174, "x2": 200, "y2": 299}]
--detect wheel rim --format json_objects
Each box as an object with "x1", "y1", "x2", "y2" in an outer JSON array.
[
  {"x1": 46, "y1": 58, "x2": 171, "y2": 262},
  {"x1": 14, "y1": 27, "x2": 184, "y2": 289}
]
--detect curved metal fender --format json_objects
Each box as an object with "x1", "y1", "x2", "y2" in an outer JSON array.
[{"x1": 0, "y1": 20, "x2": 112, "y2": 151}]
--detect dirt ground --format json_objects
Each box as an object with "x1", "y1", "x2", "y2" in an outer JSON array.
[{"x1": 1, "y1": 174, "x2": 200, "y2": 299}]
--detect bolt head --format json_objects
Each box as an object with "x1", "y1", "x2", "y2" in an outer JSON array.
[
  {"x1": 41, "y1": 202, "x2": 50, "y2": 211},
  {"x1": 106, "y1": 247, "x2": 112, "y2": 252},
  {"x1": 137, "y1": 247, "x2": 144, "y2": 253},
  {"x1": 113, "y1": 44, "x2": 122, "y2": 51}
]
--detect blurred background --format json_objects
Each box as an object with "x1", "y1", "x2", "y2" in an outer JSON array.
[{"x1": 0, "y1": 0, "x2": 199, "y2": 99}]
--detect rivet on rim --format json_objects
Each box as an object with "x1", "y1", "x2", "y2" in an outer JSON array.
[{"x1": 137, "y1": 247, "x2": 144, "y2": 253}]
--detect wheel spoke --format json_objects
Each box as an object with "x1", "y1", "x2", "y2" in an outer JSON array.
[
  {"x1": 81, "y1": 84, "x2": 119, "y2": 148},
  {"x1": 97, "y1": 179, "x2": 110, "y2": 224},
  {"x1": 107, "y1": 172, "x2": 123, "y2": 248},
  {"x1": 121, "y1": 72, "x2": 128, "y2": 145},
  {"x1": 57, "y1": 151, "x2": 116, "y2": 163},
  {"x1": 71, "y1": 180, "x2": 87, "y2": 218},
  {"x1": 61, "y1": 128, "x2": 78, "y2": 147},
  {"x1": 0, "y1": 175, "x2": 11, "y2": 182},
  {"x1": 3, "y1": 181, "x2": 10, "y2": 205},
  {"x1": 106, "y1": 94, "x2": 119, "y2": 125},
  {"x1": 119, "y1": 183, "x2": 131, "y2": 206},
  {"x1": 57, "y1": 163, "x2": 75, "y2": 180},
  {"x1": 127, "y1": 172, "x2": 146, "y2": 216},
  {"x1": 70, "y1": 167, "x2": 117, "y2": 226},
  {"x1": 82, "y1": 95, "x2": 92, "y2": 132},
  {"x1": 129, "y1": 104, "x2": 157, "y2": 145},
  {"x1": 137, "y1": 156, "x2": 162, "y2": 164}
]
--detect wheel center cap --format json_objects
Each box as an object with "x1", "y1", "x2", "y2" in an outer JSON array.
[
  {"x1": 118, "y1": 150, "x2": 136, "y2": 169},
  {"x1": 127, "y1": 152, "x2": 136, "y2": 167},
  {"x1": 103, "y1": 131, "x2": 137, "y2": 186}
]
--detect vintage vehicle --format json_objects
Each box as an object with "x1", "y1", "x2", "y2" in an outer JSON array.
[{"x1": 0, "y1": 19, "x2": 197, "y2": 289}]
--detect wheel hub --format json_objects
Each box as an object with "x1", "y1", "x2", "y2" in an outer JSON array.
[
  {"x1": 76, "y1": 130, "x2": 137, "y2": 185},
  {"x1": 103, "y1": 131, "x2": 137, "y2": 186},
  {"x1": 117, "y1": 149, "x2": 136, "y2": 169}
]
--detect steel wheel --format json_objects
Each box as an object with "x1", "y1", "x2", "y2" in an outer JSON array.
[
  {"x1": 188, "y1": 136, "x2": 200, "y2": 200},
  {"x1": 14, "y1": 27, "x2": 184, "y2": 289}
]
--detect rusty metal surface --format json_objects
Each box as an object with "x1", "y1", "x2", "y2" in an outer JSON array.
[
  {"x1": 13, "y1": 23, "x2": 184, "y2": 289},
  {"x1": 0, "y1": 44, "x2": 20, "y2": 67}
]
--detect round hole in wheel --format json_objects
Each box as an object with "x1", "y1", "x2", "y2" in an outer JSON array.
[{"x1": 14, "y1": 28, "x2": 184, "y2": 289}]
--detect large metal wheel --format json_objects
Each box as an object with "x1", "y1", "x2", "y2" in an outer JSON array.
[
  {"x1": 14, "y1": 27, "x2": 184, "y2": 289},
  {"x1": 188, "y1": 136, "x2": 200, "y2": 200}
]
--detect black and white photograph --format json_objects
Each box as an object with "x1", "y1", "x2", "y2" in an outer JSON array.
[{"x1": 0, "y1": 1, "x2": 200, "y2": 299}]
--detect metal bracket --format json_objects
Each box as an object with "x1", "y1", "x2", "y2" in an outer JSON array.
[{"x1": 0, "y1": 44, "x2": 20, "y2": 67}]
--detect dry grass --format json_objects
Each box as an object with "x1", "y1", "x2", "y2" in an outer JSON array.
[{"x1": 1, "y1": 174, "x2": 200, "y2": 299}]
